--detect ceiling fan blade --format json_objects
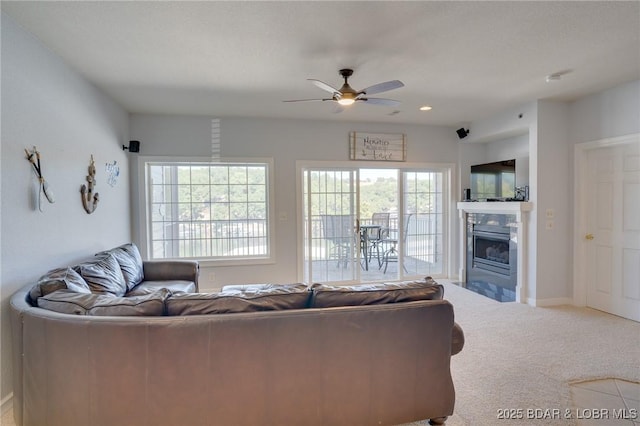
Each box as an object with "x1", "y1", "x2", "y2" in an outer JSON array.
[
  {"x1": 308, "y1": 79, "x2": 341, "y2": 95},
  {"x1": 358, "y1": 80, "x2": 404, "y2": 96},
  {"x1": 282, "y1": 98, "x2": 332, "y2": 103},
  {"x1": 359, "y1": 97, "x2": 401, "y2": 107}
]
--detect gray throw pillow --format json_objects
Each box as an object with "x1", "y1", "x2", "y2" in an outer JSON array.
[
  {"x1": 310, "y1": 277, "x2": 444, "y2": 308},
  {"x1": 29, "y1": 267, "x2": 91, "y2": 305},
  {"x1": 97, "y1": 243, "x2": 144, "y2": 291},
  {"x1": 77, "y1": 253, "x2": 127, "y2": 297},
  {"x1": 37, "y1": 288, "x2": 170, "y2": 316}
]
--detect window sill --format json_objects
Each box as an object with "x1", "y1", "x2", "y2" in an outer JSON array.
[{"x1": 188, "y1": 257, "x2": 276, "y2": 268}]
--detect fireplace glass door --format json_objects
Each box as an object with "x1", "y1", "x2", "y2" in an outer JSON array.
[{"x1": 473, "y1": 230, "x2": 511, "y2": 275}]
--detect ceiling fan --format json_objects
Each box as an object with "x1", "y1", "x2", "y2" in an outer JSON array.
[{"x1": 283, "y1": 69, "x2": 404, "y2": 108}]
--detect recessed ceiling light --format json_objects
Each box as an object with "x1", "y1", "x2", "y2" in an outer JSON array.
[{"x1": 419, "y1": 105, "x2": 433, "y2": 111}]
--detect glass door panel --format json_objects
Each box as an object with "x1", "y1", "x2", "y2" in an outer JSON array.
[
  {"x1": 303, "y1": 169, "x2": 358, "y2": 284},
  {"x1": 402, "y1": 171, "x2": 445, "y2": 276},
  {"x1": 358, "y1": 169, "x2": 399, "y2": 281}
]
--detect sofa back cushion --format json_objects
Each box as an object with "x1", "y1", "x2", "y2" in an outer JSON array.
[
  {"x1": 310, "y1": 277, "x2": 444, "y2": 308},
  {"x1": 37, "y1": 289, "x2": 170, "y2": 316},
  {"x1": 29, "y1": 267, "x2": 91, "y2": 305},
  {"x1": 76, "y1": 253, "x2": 127, "y2": 297},
  {"x1": 97, "y1": 243, "x2": 144, "y2": 291},
  {"x1": 166, "y1": 283, "x2": 311, "y2": 316}
]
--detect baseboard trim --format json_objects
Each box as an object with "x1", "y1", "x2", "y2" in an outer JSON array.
[
  {"x1": 528, "y1": 297, "x2": 574, "y2": 307},
  {"x1": 1, "y1": 392, "x2": 13, "y2": 416}
]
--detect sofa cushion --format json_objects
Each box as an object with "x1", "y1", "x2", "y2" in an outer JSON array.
[
  {"x1": 166, "y1": 283, "x2": 311, "y2": 316},
  {"x1": 97, "y1": 243, "x2": 144, "y2": 291},
  {"x1": 76, "y1": 253, "x2": 127, "y2": 297},
  {"x1": 221, "y1": 283, "x2": 275, "y2": 292},
  {"x1": 29, "y1": 267, "x2": 91, "y2": 305},
  {"x1": 127, "y1": 280, "x2": 197, "y2": 297},
  {"x1": 310, "y1": 277, "x2": 444, "y2": 308},
  {"x1": 37, "y1": 288, "x2": 170, "y2": 316}
]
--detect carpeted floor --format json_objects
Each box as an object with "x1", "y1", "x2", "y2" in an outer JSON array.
[{"x1": 401, "y1": 280, "x2": 640, "y2": 426}]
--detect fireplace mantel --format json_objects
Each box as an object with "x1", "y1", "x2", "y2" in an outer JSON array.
[
  {"x1": 457, "y1": 201, "x2": 534, "y2": 304},
  {"x1": 457, "y1": 201, "x2": 533, "y2": 216}
]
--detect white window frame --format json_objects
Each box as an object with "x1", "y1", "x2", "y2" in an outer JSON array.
[{"x1": 137, "y1": 156, "x2": 276, "y2": 266}]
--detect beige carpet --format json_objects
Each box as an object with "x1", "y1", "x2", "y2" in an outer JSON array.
[{"x1": 401, "y1": 280, "x2": 640, "y2": 426}]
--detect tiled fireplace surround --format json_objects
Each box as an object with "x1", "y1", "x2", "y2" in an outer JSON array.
[{"x1": 457, "y1": 202, "x2": 533, "y2": 303}]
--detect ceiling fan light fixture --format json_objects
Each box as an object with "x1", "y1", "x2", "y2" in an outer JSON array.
[
  {"x1": 283, "y1": 69, "x2": 404, "y2": 109},
  {"x1": 338, "y1": 98, "x2": 355, "y2": 106}
]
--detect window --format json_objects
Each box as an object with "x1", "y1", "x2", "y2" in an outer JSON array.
[{"x1": 143, "y1": 159, "x2": 273, "y2": 263}]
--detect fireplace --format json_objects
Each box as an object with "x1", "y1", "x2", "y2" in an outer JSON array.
[
  {"x1": 457, "y1": 201, "x2": 533, "y2": 304},
  {"x1": 465, "y1": 215, "x2": 517, "y2": 302},
  {"x1": 473, "y1": 225, "x2": 511, "y2": 275}
]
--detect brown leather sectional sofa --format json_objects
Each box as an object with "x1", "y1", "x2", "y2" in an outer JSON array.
[{"x1": 10, "y1": 243, "x2": 464, "y2": 426}]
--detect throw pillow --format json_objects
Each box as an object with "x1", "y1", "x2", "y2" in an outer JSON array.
[
  {"x1": 29, "y1": 267, "x2": 91, "y2": 305},
  {"x1": 76, "y1": 253, "x2": 128, "y2": 297},
  {"x1": 97, "y1": 243, "x2": 144, "y2": 291},
  {"x1": 310, "y1": 277, "x2": 444, "y2": 308},
  {"x1": 37, "y1": 288, "x2": 170, "y2": 316},
  {"x1": 166, "y1": 283, "x2": 311, "y2": 315}
]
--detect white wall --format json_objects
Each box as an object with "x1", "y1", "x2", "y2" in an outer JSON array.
[
  {"x1": 458, "y1": 142, "x2": 487, "y2": 193},
  {"x1": 458, "y1": 80, "x2": 640, "y2": 305},
  {"x1": 130, "y1": 115, "x2": 460, "y2": 290},
  {"x1": 0, "y1": 14, "x2": 131, "y2": 402},
  {"x1": 534, "y1": 100, "x2": 571, "y2": 303},
  {"x1": 464, "y1": 101, "x2": 536, "y2": 144},
  {"x1": 459, "y1": 133, "x2": 530, "y2": 193},
  {"x1": 567, "y1": 79, "x2": 640, "y2": 307},
  {"x1": 569, "y1": 80, "x2": 640, "y2": 143},
  {"x1": 486, "y1": 134, "x2": 530, "y2": 189},
  {"x1": 459, "y1": 101, "x2": 536, "y2": 194},
  {"x1": 460, "y1": 102, "x2": 541, "y2": 302},
  {"x1": 460, "y1": 99, "x2": 575, "y2": 304}
]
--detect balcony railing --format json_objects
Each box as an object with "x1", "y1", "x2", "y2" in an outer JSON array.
[{"x1": 151, "y1": 219, "x2": 268, "y2": 259}]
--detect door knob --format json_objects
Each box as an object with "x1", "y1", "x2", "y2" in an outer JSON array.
[{"x1": 585, "y1": 233, "x2": 594, "y2": 240}]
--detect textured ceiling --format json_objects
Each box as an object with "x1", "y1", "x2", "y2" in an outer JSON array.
[{"x1": 2, "y1": 1, "x2": 639, "y2": 127}]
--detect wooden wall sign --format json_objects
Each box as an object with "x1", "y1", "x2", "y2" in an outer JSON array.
[{"x1": 349, "y1": 132, "x2": 406, "y2": 161}]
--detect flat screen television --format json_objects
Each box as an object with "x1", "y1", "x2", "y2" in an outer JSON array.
[{"x1": 470, "y1": 159, "x2": 516, "y2": 200}]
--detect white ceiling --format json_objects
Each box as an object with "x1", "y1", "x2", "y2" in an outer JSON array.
[{"x1": 2, "y1": 1, "x2": 639, "y2": 127}]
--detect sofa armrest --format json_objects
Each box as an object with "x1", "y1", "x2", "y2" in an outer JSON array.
[
  {"x1": 451, "y1": 322, "x2": 465, "y2": 356},
  {"x1": 143, "y1": 261, "x2": 200, "y2": 292}
]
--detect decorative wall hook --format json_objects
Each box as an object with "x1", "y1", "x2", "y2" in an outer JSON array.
[
  {"x1": 80, "y1": 155, "x2": 99, "y2": 214},
  {"x1": 25, "y1": 146, "x2": 55, "y2": 212}
]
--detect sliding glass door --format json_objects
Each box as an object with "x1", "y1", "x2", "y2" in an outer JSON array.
[{"x1": 300, "y1": 164, "x2": 449, "y2": 285}]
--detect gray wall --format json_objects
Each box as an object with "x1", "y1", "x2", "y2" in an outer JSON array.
[
  {"x1": 130, "y1": 115, "x2": 460, "y2": 290},
  {"x1": 0, "y1": 14, "x2": 131, "y2": 402}
]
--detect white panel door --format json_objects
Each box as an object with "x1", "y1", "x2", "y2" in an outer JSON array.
[{"x1": 586, "y1": 141, "x2": 640, "y2": 321}]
